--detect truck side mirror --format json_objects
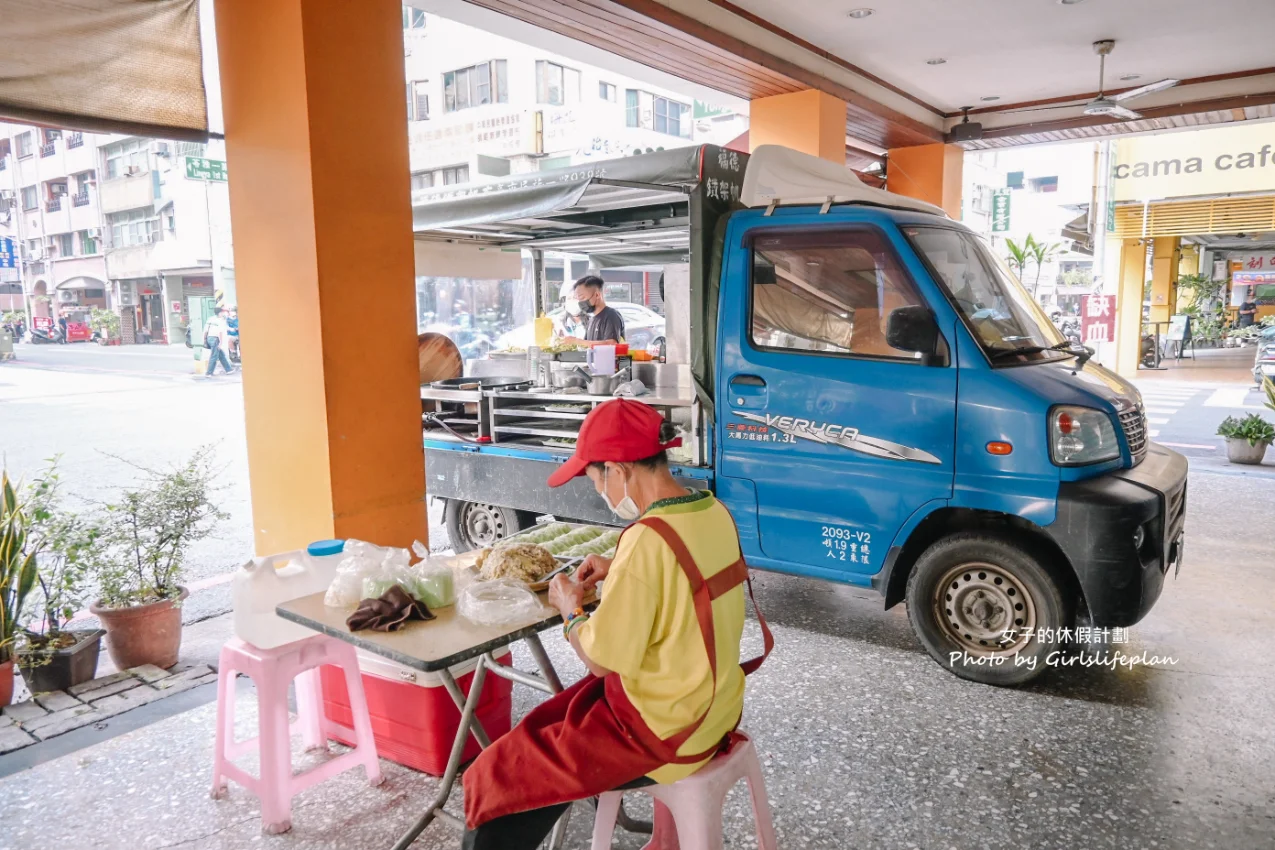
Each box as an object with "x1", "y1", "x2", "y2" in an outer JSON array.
[{"x1": 886, "y1": 305, "x2": 941, "y2": 363}]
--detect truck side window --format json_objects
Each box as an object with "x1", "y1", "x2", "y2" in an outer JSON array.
[{"x1": 749, "y1": 229, "x2": 928, "y2": 361}]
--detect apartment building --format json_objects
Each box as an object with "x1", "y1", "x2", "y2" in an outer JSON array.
[
  {"x1": 97, "y1": 135, "x2": 234, "y2": 344},
  {"x1": 0, "y1": 125, "x2": 235, "y2": 344},
  {"x1": 0, "y1": 123, "x2": 110, "y2": 322},
  {"x1": 402, "y1": 9, "x2": 747, "y2": 191}
]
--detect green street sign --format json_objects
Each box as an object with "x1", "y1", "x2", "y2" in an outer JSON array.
[
  {"x1": 991, "y1": 189, "x2": 1011, "y2": 233},
  {"x1": 185, "y1": 156, "x2": 228, "y2": 182},
  {"x1": 1106, "y1": 200, "x2": 1116, "y2": 233}
]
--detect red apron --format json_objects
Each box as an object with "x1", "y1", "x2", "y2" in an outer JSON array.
[{"x1": 463, "y1": 514, "x2": 774, "y2": 828}]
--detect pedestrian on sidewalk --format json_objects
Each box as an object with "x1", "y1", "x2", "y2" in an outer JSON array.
[{"x1": 203, "y1": 307, "x2": 235, "y2": 377}]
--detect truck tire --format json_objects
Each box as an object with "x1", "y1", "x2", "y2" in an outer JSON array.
[
  {"x1": 905, "y1": 533, "x2": 1068, "y2": 686},
  {"x1": 443, "y1": 499, "x2": 535, "y2": 553}
]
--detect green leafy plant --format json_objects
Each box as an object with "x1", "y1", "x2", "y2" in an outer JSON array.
[
  {"x1": 1264, "y1": 376, "x2": 1275, "y2": 414},
  {"x1": 90, "y1": 448, "x2": 225, "y2": 609},
  {"x1": 0, "y1": 472, "x2": 40, "y2": 665},
  {"x1": 18, "y1": 461, "x2": 100, "y2": 656},
  {"x1": 1004, "y1": 237, "x2": 1030, "y2": 283},
  {"x1": 1026, "y1": 237, "x2": 1060, "y2": 298},
  {"x1": 88, "y1": 306, "x2": 119, "y2": 339},
  {"x1": 1217, "y1": 414, "x2": 1275, "y2": 446}
]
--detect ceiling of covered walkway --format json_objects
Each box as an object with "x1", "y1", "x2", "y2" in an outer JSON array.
[{"x1": 430, "y1": 0, "x2": 1275, "y2": 154}]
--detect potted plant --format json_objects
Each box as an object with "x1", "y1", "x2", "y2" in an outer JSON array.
[
  {"x1": 0, "y1": 472, "x2": 38, "y2": 706},
  {"x1": 88, "y1": 449, "x2": 224, "y2": 670},
  {"x1": 16, "y1": 464, "x2": 106, "y2": 693},
  {"x1": 1217, "y1": 414, "x2": 1274, "y2": 465}
]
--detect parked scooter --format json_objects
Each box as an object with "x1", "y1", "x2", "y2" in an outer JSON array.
[{"x1": 30, "y1": 325, "x2": 65, "y2": 344}]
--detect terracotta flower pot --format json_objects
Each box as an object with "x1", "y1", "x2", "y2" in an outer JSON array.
[
  {"x1": 91, "y1": 587, "x2": 189, "y2": 671},
  {"x1": 0, "y1": 659, "x2": 14, "y2": 707}
]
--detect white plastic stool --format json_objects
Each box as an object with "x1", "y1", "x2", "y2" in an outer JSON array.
[
  {"x1": 591, "y1": 731, "x2": 777, "y2": 850},
  {"x1": 210, "y1": 635, "x2": 383, "y2": 834}
]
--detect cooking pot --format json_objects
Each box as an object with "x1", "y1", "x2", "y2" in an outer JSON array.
[{"x1": 575, "y1": 366, "x2": 629, "y2": 396}]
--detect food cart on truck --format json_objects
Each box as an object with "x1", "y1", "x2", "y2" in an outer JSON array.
[{"x1": 413, "y1": 144, "x2": 1189, "y2": 686}]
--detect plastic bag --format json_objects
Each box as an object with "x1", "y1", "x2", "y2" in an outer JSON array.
[
  {"x1": 405, "y1": 563, "x2": 457, "y2": 609},
  {"x1": 457, "y1": 579, "x2": 548, "y2": 627},
  {"x1": 323, "y1": 538, "x2": 411, "y2": 607}
]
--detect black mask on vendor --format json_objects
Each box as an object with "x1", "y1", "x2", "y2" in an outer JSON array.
[{"x1": 578, "y1": 298, "x2": 596, "y2": 315}]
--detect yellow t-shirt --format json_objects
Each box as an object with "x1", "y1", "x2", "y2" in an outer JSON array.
[{"x1": 576, "y1": 491, "x2": 746, "y2": 784}]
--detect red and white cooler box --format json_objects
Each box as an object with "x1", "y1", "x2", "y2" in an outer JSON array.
[{"x1": 319, "y1": 650, "x2": 513, "y2": 776}]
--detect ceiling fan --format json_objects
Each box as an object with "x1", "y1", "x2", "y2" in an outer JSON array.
[{"x1": 1084, "y1": 39, "x2": 1179, "y2": 120}]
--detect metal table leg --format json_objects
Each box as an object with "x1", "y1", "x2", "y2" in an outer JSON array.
[
  {"x1": 524, "y1": 632, "x2": 563, "y2": 692},
  {"x1": 439, "y1": 668, "x2": 492, "y2": 749},
  {"x1": 391, "y1": 662, "x2": 489, "y2": 850}
]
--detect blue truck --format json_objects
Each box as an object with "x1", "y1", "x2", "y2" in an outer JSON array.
[{"x1": 413, "y1": 144, "x2": 1187, "y2": 686}]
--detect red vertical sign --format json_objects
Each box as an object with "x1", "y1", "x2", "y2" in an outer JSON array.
[{"x1": 1081, "y1": 295, "x2": 1116, "y2": 345}]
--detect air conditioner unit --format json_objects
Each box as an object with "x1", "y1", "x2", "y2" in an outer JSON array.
[
  {"x1": 126, "y1": 165, "x2": 142, "y2": 176},
  {"x1": 87, "y1": 227, "x2": 102, "y2": 239},
  {"x1": 155, "y1": 142, "x2": 171, "y2": 156},
  {"x1": 0, "y1": 190, "x2": 13, "y2": 200},
  {"x1": 58, "y1": 289, "x2": 76, "y2": 302}
]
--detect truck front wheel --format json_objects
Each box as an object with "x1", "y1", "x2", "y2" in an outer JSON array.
[
  {"x1": 905, "y1": 533, "x2": 1068, "y2": 686},
  {"x1": 443, "y1": 500, "x2": 535, "y2": 553}
]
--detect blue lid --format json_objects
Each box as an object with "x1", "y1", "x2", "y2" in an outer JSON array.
[{"x1": 307, "y1": 539, "x2": 346, "y2": 557}]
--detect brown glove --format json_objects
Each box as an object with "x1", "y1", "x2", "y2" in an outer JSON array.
[{"x1": 346, "y1": 584, "x2": 437, "y2": 632}]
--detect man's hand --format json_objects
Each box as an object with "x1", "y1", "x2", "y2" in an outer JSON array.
[
  {"x1": 560, "y1": 335, "x2": 585, "y2": 346},
  {"x1": 576, "y1": 555, "x2": 613, "y2": 591},
  {"x1": 548, "y1": 573, "x2": 584, "y2": 618}
]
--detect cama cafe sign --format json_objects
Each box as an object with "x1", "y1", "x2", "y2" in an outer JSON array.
[{"x1": 1111, "y1": 123, "x2": 1275, "y2": 202}]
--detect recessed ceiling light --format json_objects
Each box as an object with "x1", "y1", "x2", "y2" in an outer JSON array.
[
  {"x1": 980, "y1": 96, "x2": 1001, "y2": 102},
  {"x1": 926, "y1": 58, "x2": 947, "y2": 65},
  {"x1": 847, "y1": 8, "x2": 874, "y2": 19},
  {"x1": 1119, "y1": 73, "x2": 1142, "y2": 81},
  {"x1": 1058, "y1": 0, "x2": 1086, "y2": 5}
]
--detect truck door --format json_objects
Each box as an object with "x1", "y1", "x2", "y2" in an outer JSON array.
[{"x1": 717, "y1": 222, "x2": 956, "y2": 581}]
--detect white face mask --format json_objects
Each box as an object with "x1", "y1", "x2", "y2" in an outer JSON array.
[{"x1": 602, "y1": 467, "x2": 641, "y2": 521}]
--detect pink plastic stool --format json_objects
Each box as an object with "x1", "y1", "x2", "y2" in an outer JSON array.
[
  {"x1": 210, "y1": 635, "x2": 383, "y2": 834},
  {"x1": 591, "y1": 731, "x2": 777, "y2": 850}
]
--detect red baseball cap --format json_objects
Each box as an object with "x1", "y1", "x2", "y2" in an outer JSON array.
[{"x1": 547, "y1": 399, "x2": 682, "y2": 488}]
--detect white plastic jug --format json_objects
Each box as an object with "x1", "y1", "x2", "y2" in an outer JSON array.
[
  {"x1": 587, "y1": 344, "x2": 616, "y2": 376},
  {"x1": 231, "y1": 539, "x2": 346, "y2": 649}
]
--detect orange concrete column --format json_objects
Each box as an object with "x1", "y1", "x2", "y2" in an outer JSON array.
[
  {"x1": 215, "y1": 0, "x2": 427, "y2": 553},
  {"x1": 1114, "y1": 239, "x2": 1149, "y2": 378},
  {"x1": 886, "y1": 144, "x2": 964, "y2": 219},
  {"x1": 749, "y1": 90, "x2": 847, "y2": 163},
  {"x1": 1148, "y1": 236, "x2": 1180, "y2": 325}
]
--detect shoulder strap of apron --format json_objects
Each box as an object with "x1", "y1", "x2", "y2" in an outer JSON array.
[{"x1": 632, "y1": 515, "x2": 774, "y2": 756}]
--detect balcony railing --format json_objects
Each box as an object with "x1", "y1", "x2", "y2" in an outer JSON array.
[
  {"x1": 39, "y1": 142, "x2": 56, "y2": 158},
  {"x1": 45, "y1": 197, "x2": 62, "y2": 212},
  {"x1": 67, "y1": 133, "x2": 84, "y2": 149},
  {"x1": 71, "y1": 190, "x2": 90, "y2": 207}
]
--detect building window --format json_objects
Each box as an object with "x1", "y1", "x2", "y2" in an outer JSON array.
[
  {"x1": 106, "y1": 207, "x2": 160, "y2": 248},
  {"x1": 1006, "y1": 171, "x2": 1024, "y2": 190},
  {"x1": 411, "y1": 171, "x2": 434, "y2": 191},
  {"x1": 440, "y1": 165, "x2": 469, "y2": 185},
  {"x1": 625, "y1": 90, "x2": 691, "y2": 138},
  {"x1": 535, "y1": 61, "x2": 580, "y2": 106},
  {"x1": 403, "y1": 5, "x2": 426, "y2": 28},
  {"x1": 79, "y1": 230, "x2": 99, "y2": 255},
  {"x1": 599, "y1": 81, "x2": 617, "y2": 102},
  {"x1": 1029, "y1": 176, "x2": 1059, "y2": 194},
  {"x1": 20, "y1": 185, "x2": 37, "y2": 211},
  {"x1": 407, "y1": 81, "x2": 430, "y2": 121},
  {"x1": 15, "y1": 132, "x2": 33, "y2": 159},
  {"x1": 443, "y1": 60, "x2": 507, "y2": 113},
  {"x1": 103, "y1": 138, "x2": 148, "y2": 179},
  {"x1": 53, "y1": 233, "x2": 74, "y2": 258},
  {"x1": 67, "y1": 132, "x2": 84, "y2": 149}
]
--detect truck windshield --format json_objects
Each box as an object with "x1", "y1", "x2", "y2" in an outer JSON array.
[{"x1": 904, "y1": 225, "x2": 1070, "y2": 364}]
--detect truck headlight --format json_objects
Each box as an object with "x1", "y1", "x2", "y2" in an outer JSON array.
[{"x1": 1049, "y1": 406, "x2": 1120, "y2": 466}]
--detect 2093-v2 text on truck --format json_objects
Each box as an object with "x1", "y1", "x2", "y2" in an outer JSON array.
[{"x1": 415, "y1": 144, "x2": 1188, "y2": 686}]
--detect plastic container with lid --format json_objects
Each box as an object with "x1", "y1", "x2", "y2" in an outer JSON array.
[{"x1": 232, "y1": 539, "x2": 346, "y2": 649}]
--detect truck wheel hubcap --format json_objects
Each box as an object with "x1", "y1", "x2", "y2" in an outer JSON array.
[
  {"x1": 461, "y1": 503, "x2": 507, "y2": 546},
  {"x1": 934, "y1": 562, "x2": 1036, "y2": 656}
]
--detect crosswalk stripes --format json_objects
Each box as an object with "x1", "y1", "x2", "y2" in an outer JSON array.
[{"x1": 1133, "y1": 383, "x2": 1202, "y2": 442}]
